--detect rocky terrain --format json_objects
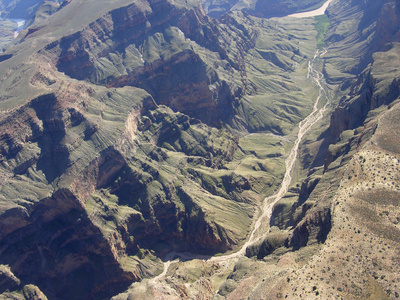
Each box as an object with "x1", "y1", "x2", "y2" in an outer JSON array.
[{"x1": 0, "y1": 0, "x2": 399, "y2": 299}]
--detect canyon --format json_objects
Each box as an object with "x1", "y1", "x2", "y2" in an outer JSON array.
[{"x1": 0, "y1": 0, "x2": 399, "y2": 299}]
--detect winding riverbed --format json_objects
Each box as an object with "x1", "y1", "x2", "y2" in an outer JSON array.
[{"x1": 152, "y1": 49, "x2": 330, "y2": 282}]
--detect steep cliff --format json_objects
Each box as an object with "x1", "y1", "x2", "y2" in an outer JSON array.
[{"x1": 39, "y1": 0, "x2": 255, "y2": 128}]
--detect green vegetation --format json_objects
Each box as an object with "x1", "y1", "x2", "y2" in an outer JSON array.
[
  {"x1": 238, "y1": 16, "x2": 319, "y2": 135},
  {"x1": 314, "y1": 14, "x2": 330, "y2": 49}
]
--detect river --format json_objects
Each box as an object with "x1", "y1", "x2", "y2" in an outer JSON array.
[
  {"x1": 288, "y1": 0, "x2": 334, "y2": 18},
  {"x1": 9, "y1": 19, "x2": 26, "y2": 38}
]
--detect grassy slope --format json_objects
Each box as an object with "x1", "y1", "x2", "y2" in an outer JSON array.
[{"x1": 238, "y1": 15, "x2": 319, "y2": 135}]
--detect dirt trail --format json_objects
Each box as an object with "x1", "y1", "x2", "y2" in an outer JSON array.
[{"x1": 152, "y1": 49, "x2": 330, "y2": 282}]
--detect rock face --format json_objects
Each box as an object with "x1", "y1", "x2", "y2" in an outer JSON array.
[
  {"x1": 326, "y1": 0, "x2": 400, "y2": 153},
  {"x1": 0, "y1": 72, "x2": 256, "y2": 297},
  {"x1": 42, "y1": 0, "x2": 255, "y2": 127},
  {"x1": 0, "y1": 84, "x2": 154, "y2": 298},
  {"x1": 0, "y1": 189, "x2": 138, "y2": 300}
]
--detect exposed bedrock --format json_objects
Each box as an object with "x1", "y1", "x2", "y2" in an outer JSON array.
[
  {"x1": 40, "y1": 0, "x2": 258, "y2": 128},
  {"x1": 0, "y1": 188, "x2": 137, "y2": 300}
]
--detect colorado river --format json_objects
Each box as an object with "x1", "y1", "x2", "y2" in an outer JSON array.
[
  {"x1": 288, "y1": 0, "x2": 334, "y2": 18},
  {"x1": 152, "y1": 49, "x2": 330, "y2": 282},
  {"x1": 9, "y1": 19, "x2": 25, "y2": 38}
]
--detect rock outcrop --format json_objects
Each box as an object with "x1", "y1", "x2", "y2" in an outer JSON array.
[
  {"x1": 291, "y1": 0, "x2": 400, "y2": 248},
  {"x1": 0, "y1": 189, "x2": 138, "y2": 300},
  {"x1": 40, "y1": 0, "x2": 260, "y2": 128}
]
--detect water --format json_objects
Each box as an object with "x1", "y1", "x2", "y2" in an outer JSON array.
[
  {"x1": 288, "y1": 0, "x2": 334, "y2": 18},
  {"x1": 8, "y1": 18, "x2": 26, "y2": 38}
]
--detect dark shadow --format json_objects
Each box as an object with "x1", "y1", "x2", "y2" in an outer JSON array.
[
  {"x1": 0, "y1": 189, "x2": 135, "y2": 300},
  {"x1": 0, "y1": 54, "x2": 12, "y2": 63},
  {"x1": 310, "y1": 128, "x2": 331, "y2": 170},
  {"x1": 30, "y1": 94, "x2": 70, "y2": 183}
]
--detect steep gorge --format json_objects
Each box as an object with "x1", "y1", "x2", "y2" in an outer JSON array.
[{"x1": 1, "y1": 0, "x2": 400, "y2": 299}]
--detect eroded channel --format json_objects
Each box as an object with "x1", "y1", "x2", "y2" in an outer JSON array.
[{"x1": 151, "y1": 49, "x2": 330, "y2": 282}]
